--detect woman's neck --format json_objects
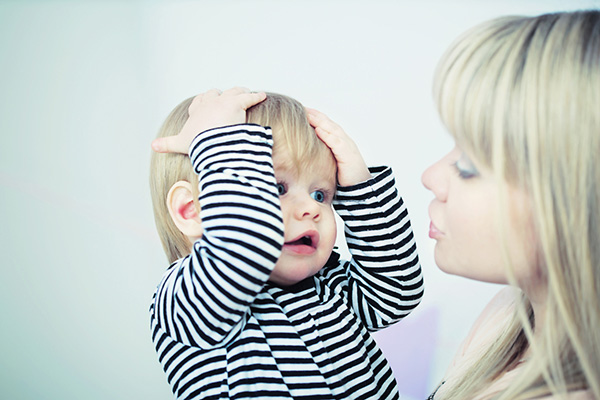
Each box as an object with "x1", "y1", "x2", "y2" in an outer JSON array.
[{"x1": 521, "y1": 282, "x2": 548, "y2": 354}]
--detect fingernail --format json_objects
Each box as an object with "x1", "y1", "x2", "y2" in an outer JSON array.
[{"x1": 151, "y1": 139, "x2": 161, "y2": 152}]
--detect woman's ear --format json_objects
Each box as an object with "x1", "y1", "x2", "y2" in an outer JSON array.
[{"x1": 166, "y1": 181, "x2": 203, "y2": 239}]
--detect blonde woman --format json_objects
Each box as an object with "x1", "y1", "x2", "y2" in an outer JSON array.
[{"x1": 423, "y1": 10, "x2": 599, "y2": 400}]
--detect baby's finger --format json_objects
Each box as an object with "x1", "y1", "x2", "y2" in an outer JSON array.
[
  {"x1": 313, "y1": 126, "x2": 328, "y2": 140},
  {"x1": 151, "y1": 136, "x2": 178, "y2": 154},
  {"x1": 306, "y1": 108, "x2": 329, "y2": 128},
  {"x1": 306, "y1": 108, "x2": 345, "y2": 137},
  {"x1": 203, "y1": 88, "x2": 222, "y2": 99},
  {"x1": 222, "y1": 86, "x2": 251, "y2": 96},
  {"x1": 188, "y1": 89, "x2": 220, "y2": 112},
  {"x1": 187, "y1": 93, "x2": 204, "y2": 112},
  {"x1": 151, "y1": 131, "x2": 193, "y2": 154},
  {"x1": 237, "y1": 91, "x2": 267, "y2": 110},
  {"x1": 314, "y1": 126, "x2": 344, "y2": 150}
]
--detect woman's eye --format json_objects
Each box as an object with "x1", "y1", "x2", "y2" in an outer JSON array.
[
  {"x1": 310, "y1": 190, "x2": 326, "y2": 203},
  {"x1": 452, "y1": 153, "x2": 479, "y2": 179},
  {"x1": 452, "y1": 162, "x2": 478, "y2": 179},
  {"x1": 276, "y1": 183, "x2": 287, "y2": 196}
]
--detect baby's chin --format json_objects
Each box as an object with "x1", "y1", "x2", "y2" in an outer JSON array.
[{"x1": 268, "y1": 261, "x2": 325, "y2": 286}]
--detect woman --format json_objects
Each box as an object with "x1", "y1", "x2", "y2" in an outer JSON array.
[{"x1": 422, "y1": 10, "x2": 599, "y2": 399}]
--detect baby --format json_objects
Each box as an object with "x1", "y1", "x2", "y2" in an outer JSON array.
[{"x1": 149, "y1": 88, "x2": 423, "y2": 399}]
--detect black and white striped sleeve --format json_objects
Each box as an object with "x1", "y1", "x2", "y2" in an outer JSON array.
[
  {"x1": 153, "y1": 124, "x2": 284, "y2": 349},
  {"x1": 331, "y1": 166, "x2": 424, "y2": 330}
]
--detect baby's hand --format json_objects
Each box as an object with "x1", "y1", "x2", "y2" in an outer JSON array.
[
  {"x1": 151, "y1": 87, "x2": 266, "y2": 154},
  {"x1": 307, "y1": 108, "x2": 371, "y2": 187}
]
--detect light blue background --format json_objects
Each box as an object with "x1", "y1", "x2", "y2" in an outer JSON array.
[{"x1": 1, "y1": 1, "x2": 597, "y2": 399}]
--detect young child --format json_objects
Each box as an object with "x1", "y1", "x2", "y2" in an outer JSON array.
[{"x1": 149, "y1": 87, "x2": 423, "y2": 400}]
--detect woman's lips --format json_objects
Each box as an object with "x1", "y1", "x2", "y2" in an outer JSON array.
[{"x1": 428, "y1": 221, "x2": 443, "y2": 239}]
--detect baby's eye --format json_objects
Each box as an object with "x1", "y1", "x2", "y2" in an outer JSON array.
[
  {"x1": 276, "y1": 182, "x2": 287, "y2": 196},
  {"x1": 310, "y1": 190, "x2": 326, "y2": 203}
]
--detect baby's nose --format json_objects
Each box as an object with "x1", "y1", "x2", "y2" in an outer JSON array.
[{"x1": 295, "y1": 195, "x2": 321, "y2": 220}]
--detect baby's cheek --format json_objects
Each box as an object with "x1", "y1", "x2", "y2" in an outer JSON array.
[{"x1": 323, "y1": 214, "x2": 338, "y2": 252}]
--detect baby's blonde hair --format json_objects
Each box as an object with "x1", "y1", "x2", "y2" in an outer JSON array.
[
  {"x1": 149, "y1": 97, "x2": 198, "y2": 264},
  {"x1": 433, "y1": 10, "x2": 600, "y2": 399},
  {"x1": 246, "y1": 92, "x2": 335, "y2": 175},
  {"x1": 150, "y1": 92, "x2": 335, "y2": 264}
]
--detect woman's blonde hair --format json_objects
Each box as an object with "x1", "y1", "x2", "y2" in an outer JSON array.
[
  {"x1": 433, "y1": 10, "x2": 600, "y2": 399},
  {"x1": 150, "y1": 92, "x2": 335, "y2": 264}
]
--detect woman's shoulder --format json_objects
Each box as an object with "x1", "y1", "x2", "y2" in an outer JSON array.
[
  {"x1": 459, "y1": 287, "x2": 520, "y2": 356},
  {"x1": 431, "y1": 287, "x2": 521, "y2": 398}
]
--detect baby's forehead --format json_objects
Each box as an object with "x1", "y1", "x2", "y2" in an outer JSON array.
[{"x1": 274, "y1": 155, "x2": 336, "y2": 185}]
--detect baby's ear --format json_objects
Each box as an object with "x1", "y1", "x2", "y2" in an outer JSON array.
[{"x1": 166, "y1": 181, "x2": 203, "y2": 239}]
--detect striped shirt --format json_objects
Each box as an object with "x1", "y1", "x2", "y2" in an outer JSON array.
[{"x1": 150, "y1": 124, "x2": 423, "y2": 399}]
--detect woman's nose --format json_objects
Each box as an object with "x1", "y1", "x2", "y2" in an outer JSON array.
[{"x1": 422, "y1": 157, "x2": 449, "y2": 202}]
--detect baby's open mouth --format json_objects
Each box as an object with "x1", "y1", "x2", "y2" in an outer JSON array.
[
  {"x1": 287, "y1": 235, "x2": 314, "y2": 247},
  {"x1": 284, "y1": 231, "x2": 319, "y2": 253}
]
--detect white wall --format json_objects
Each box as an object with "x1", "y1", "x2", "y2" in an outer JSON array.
[{"x1": 1, "y1": 1, "x2": 597, "y2": 399}]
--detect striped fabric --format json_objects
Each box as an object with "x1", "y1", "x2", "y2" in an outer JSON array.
[{"x1": 150, "y1": 124, "x2": 423, "y2": 399}]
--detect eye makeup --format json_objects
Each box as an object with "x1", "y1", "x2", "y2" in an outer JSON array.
[{"x1": 452, "y1": 153, "x2": 479, "y2": 179}]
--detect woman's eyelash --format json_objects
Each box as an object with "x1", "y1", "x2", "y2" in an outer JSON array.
[{"x1": 452, "y1": 161, "x2": 479, "y2": 179}]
